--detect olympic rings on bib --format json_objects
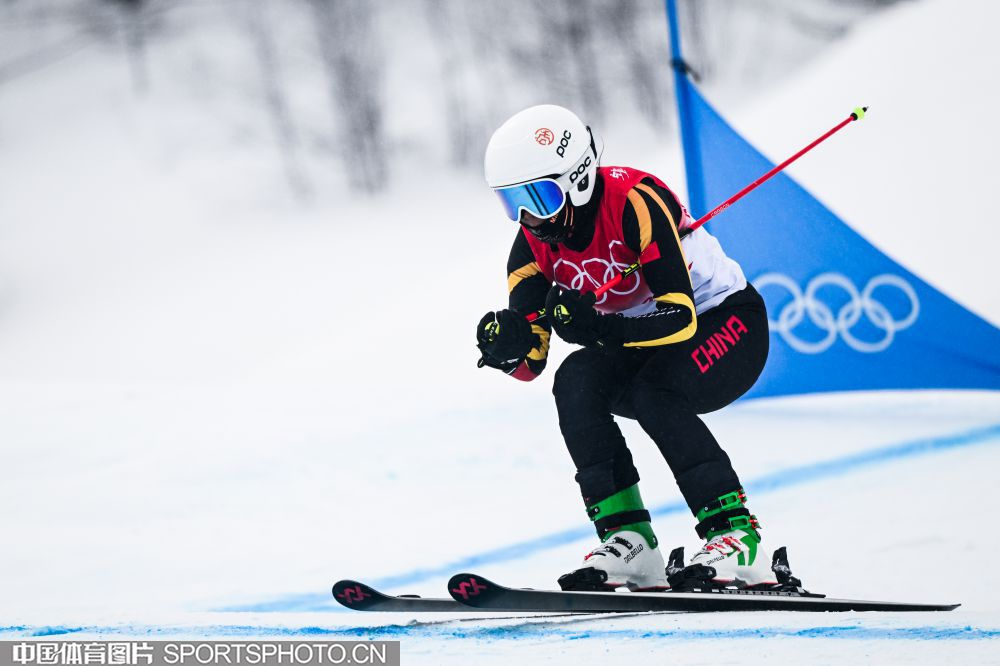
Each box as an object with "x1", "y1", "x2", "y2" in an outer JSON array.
[{"x1": 553, "y1": 241, "x2": 641, "y2": 306}]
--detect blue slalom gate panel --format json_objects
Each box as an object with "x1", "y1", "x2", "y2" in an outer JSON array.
[{"x1": 664, "y1": 0, "x2": 1000, "y2": 398}]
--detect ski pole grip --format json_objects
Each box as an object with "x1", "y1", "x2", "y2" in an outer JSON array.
[
  {"x1": 477, "y1": 318, "x2": 501, "y2": 369},
  {"x1": 484, "y1": 320, "x2": 500, "y2": 343}
]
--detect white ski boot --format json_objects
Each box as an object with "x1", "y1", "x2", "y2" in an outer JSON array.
[
  {"x1": 673, "y1": 488, "x2": 778, "y2": 589},
  {"x1": 558, "y1": 530, "x2": 669, "y2": 591},
  {"x1": 684, "y1": 527, "x2": 777, "y2": 588}
]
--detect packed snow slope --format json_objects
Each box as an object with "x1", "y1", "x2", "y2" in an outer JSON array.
[{"x1": 1, "y1": 0, "x2": 999, "y2": 663}]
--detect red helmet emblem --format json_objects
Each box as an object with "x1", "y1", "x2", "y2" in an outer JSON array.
[{"x1": 534, "y1": 128, "x2": 555, "y2": 146}]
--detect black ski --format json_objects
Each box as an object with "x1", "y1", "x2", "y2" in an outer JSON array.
[
  {"x1": 446, "y1": 573, "x2": 958, "y2": 613},
  {"x1": 336, "y1": 548, "x2": 959, "y2": 614},
  {"x1": 446, "y1": 548, "x2": 959, "y2": 613},
  {"x1": 332, "y1": 580, "x2": 471, "y2": 612}
]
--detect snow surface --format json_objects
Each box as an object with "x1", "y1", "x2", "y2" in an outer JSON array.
[{"x1": 2, "y1": 0, "x2": 999, "y2": 663}]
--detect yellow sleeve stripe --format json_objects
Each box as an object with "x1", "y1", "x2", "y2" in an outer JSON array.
[
  {"x1": 635, "y1": 183, "x2": 677, "y2": 230},
  {"x1": 623, "y1": 292, "x2": 698, "y2": 348},
  {"x1": 526, "y1": 324, "x2": 551, "y2": 361},
  {"x1": 634, "y1": 183, "x2": 692, "y2": 290},
  {"x1": 625, "y1": 189, "x2": 653, "y2": 251},
  {"x1": 508, "y1": 261, "x2": 541, "y2": 294}
]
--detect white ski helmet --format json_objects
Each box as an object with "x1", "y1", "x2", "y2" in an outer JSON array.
[{"x1": 484, "y1": 105, "x2": 601, "y2": 222}]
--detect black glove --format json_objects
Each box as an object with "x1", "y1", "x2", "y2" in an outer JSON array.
[
  {"x1": 476, "y1": 309, "x2": 537, "y2": 369},
  {"x1": 545, "y1": 285, "x2": 624, "y2": 348}
]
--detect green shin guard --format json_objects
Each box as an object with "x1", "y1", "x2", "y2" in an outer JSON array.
[{"x1": 586, "y1": 484, "x2": 659, "y2": 549}]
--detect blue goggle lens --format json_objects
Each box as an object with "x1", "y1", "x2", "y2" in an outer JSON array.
[{"x1": 494, "y1": 179, "x2": 566, "y2": 222}]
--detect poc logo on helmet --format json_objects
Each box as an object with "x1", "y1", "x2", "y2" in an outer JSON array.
[
  {"x1": 556, "y1": 130, "x2": 572, "y2": 157},
  {"x1": 569, "y1": 155, "x2": 592, "y2": 184}
]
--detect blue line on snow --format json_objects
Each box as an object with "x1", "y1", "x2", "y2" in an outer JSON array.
[
  {"x1": 229, "y1": 421, "x2": 1000, "y2": 612},
  {"x1": 1, "y1": 623, "x2": 998, "y2": 641}
]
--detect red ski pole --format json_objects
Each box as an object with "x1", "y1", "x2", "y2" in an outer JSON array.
[{"x1": 686, "y1": 105, "x2": 867, "y2": 234}]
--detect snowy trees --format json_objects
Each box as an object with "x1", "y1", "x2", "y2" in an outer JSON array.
[
  {"x1": 309, "y1": 0, "x2": 386, "y2": 195},
  {"x1": 0, "y1": 0, "x2": 903, "y2": 199}
]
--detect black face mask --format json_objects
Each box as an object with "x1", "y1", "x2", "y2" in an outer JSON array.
[{"x1": 521, "y1": 204, "x2": 576, "y2": 244}]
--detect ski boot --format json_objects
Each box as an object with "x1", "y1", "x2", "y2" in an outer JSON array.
[
  {"x1": 669, "y1": 488, "x2": 778, "y2": 590},
  {"x1": 558, "y1": 484, "x2": 669, "y2": 591}
]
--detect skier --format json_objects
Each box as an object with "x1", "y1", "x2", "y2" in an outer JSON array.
[{"x1": 476, "y1": 104, "x2": 776, "y2": 591}]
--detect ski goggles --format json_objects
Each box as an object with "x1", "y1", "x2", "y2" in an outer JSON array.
[{"x1": 493, "y1": 178, "x2": 567, "y2": 223}]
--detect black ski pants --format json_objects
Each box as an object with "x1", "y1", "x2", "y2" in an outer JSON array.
[{"x1": 552, "y1": 284, "x2": 769, "y2": 514}]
